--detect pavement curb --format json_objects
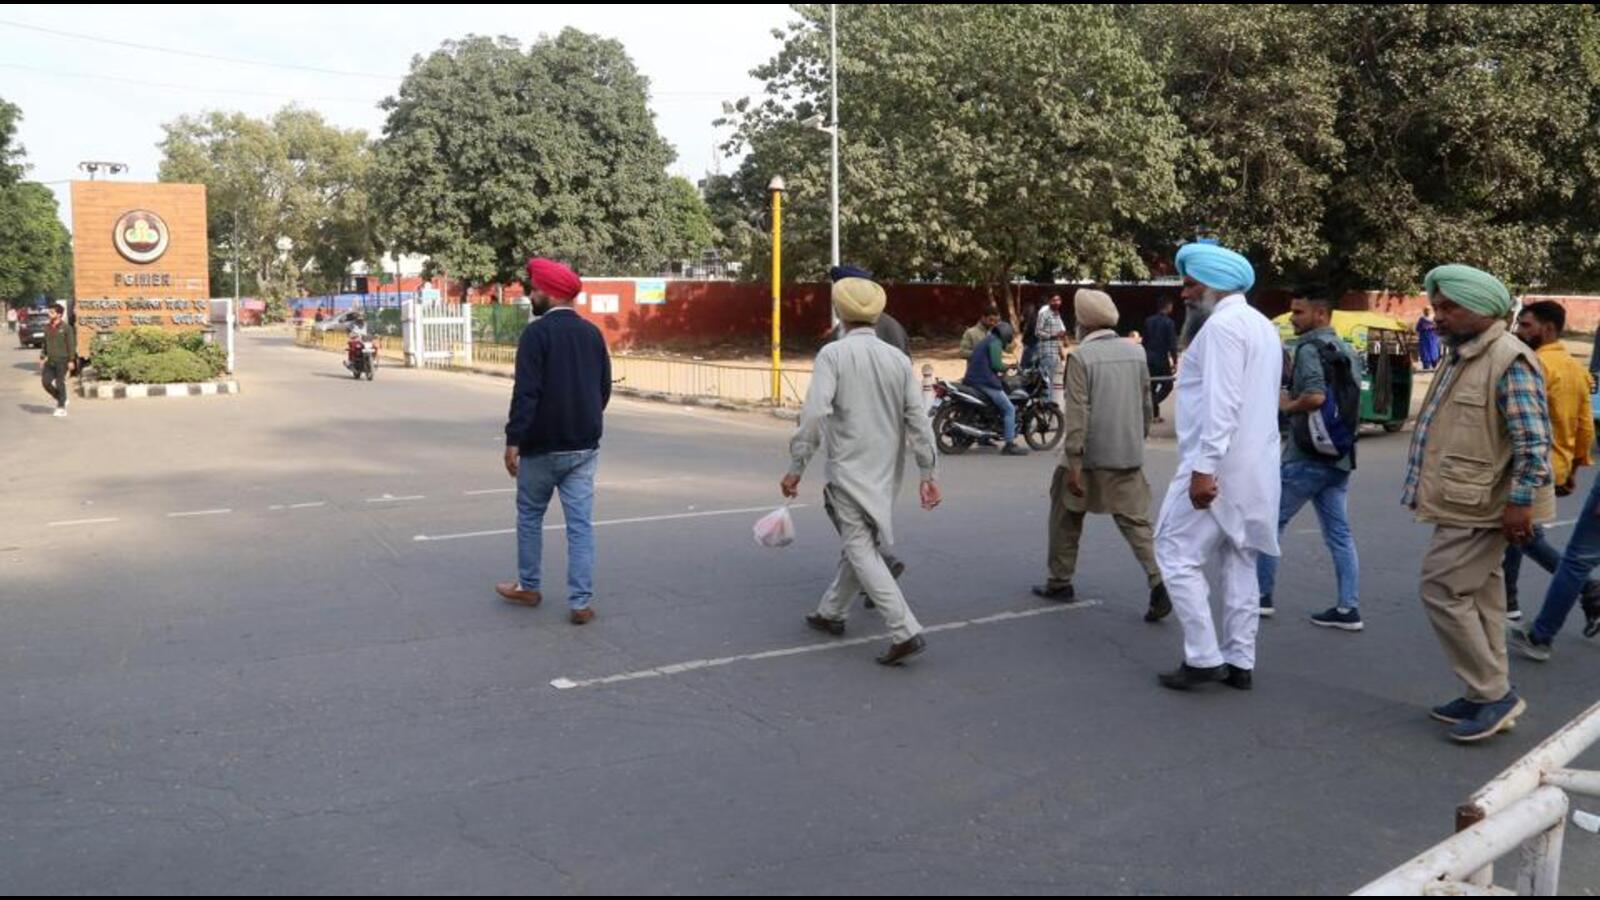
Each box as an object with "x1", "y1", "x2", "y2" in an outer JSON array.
[{"x1": 80, "y1": 381, "x2": 241, "y2": 400}]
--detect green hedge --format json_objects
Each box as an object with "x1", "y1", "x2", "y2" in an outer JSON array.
[{"x1": 91, "y1": 327, "x2": 227, "y2": 384}]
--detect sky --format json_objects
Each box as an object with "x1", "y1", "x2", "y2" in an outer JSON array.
[{"x1": 1, "y1": 4, "x2": 797, "y2": 230}]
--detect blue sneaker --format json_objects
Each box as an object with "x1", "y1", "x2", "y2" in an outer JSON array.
[
  {"x1": 1311, "y1": 607, "x2": 1364, "y2": 632},
  {"x1": 1430, "y1": 697, "x2": 1482, "y2": 726},
  {"x1": 1450, "y1": 693, "x2": 1527, "y2": 744}
]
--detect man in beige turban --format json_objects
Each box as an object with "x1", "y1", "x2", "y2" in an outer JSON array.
[
  {"x1": 1032, "y1": 289, "x2": 1171, "y2": 623},
  {"x1": 784, "y1": 277, "x2": 943, "y2": 666}
]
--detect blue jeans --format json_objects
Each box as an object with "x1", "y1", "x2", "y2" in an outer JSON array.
[
  {"x1": 1257, "y1": 460, "x2": 1360, "y2": 608},
  {"x1": 977, "y1": 386, "x2": 1017, "y2": 442},
  {"x1": 1503, "y1": 527, "x2": 1564, "y2": 601},
  {"x1": 1534, "y1": 477, "x2": 1600, "y2": 645},
  {"x1": 517, "y1": 449, "x2": 599, "y2": 609}
]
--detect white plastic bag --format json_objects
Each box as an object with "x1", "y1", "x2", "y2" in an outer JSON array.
[{"x1": 753, "y1": 505, "x2": 796, "y2": 548}]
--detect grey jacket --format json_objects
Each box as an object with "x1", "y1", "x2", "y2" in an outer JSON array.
[{"x1": 1061, "y1": 330, "x2": 1152, "y2": 471}]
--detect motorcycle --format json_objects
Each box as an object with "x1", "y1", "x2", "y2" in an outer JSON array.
[
  {"x1": 930, "y1": 366, "x2": 1063, "y2": 454},
  {"x1": 345, "y1": 334, "x2": 376, "y2": 380}
]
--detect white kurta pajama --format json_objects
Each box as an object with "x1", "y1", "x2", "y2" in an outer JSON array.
[
  {"x1": 1155, "y1": 295, "x2": 1282, "y2": 671},
  {"x1": 790, "y1": 328, "x2": 939, "y2": 642}
]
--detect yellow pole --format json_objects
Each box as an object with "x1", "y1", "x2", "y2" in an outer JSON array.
[{"x1": 770, "y1": 185, "x2": 783, "y2": 404}]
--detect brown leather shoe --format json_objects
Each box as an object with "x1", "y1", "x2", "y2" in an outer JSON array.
[
  {"x1": 496, "y1": 582, "x2": 542, "y2": 607},
  {"x1": 875, "y1": 634, "x2": 926, "y2": 666},
  {"x1": 806, "y1": 613, "x2": 846, "y2": 637},
  {"x1": 569, "y1": 607, "x2": 596, "y2": 626}
]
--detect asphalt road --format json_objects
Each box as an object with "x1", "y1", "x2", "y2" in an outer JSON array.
[{"x1": 0, "y1": 329, "x2": 1596, "y2": 894}]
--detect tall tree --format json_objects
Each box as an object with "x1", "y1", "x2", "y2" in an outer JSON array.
[
  {"x1": 1132, "y1": 4, "x2": 1345, "y2": 285},
  {"x1": 373, "y1": 30, "x2": 681, "y2": 295},
  {"x1": 159, "y1": 107, "x2": 380, "y2": 298},
  {"x1": 722, "y1": 5, "x2": 1187, "y2": 315},
  {"x1": 0, "y1": 96, "x2": 25, "y2": 187},
  {"x1": 0, "y1": 181, "x2": 72, "y2": 303}
]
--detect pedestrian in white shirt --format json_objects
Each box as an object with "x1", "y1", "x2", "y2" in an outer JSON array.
[{"x1": 1155, "y1": 242, "x2": 1283, "y2": 692}]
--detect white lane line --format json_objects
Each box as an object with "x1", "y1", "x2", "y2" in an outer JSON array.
[
  {"x1": 46, "y1": 517, "x2": 120, "y2": 528},
  {"x1": 1548, "y1": 519, "x2": 1577, "y2": 530},
  {"x1": 549, "y1": 601, "x2": 1102, "y2": 690},
  {"x1": 465, "y1": 488, "x2": 516, "y2": 496},
  {"x1": 290, "y1": 502, "x2": 326, "y2": 509},
  {"x1": 414, "y1": 504, "x2": 806, "y2": 543},
  {"x1": 167, "y1": 509, "x2": 233, "y2": 519},
  {"x1": 366, "y1": 494, "x2": 426, "y2": 504}
]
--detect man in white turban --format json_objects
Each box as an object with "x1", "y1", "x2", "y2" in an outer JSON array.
[
  {"x1": 1033, "y1": 289, "x2": 1171, "y2": 623},
  {"x1": 783, "y1": 277, "x2": 942, "y2": 667}
]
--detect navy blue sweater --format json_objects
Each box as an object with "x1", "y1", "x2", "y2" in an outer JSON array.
[{"x1": 505, "y1": 308, "x2": 612, "y2": 456}]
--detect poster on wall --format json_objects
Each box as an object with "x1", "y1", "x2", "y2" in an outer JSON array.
[
  {"x1": 591, "y1": 294, "x2": 620, "y2": 315},
  {"x1": 636, "y1": 279, "x2": 667, "y2": 305}
]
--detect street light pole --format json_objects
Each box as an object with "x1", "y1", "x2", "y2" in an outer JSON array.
[
  {"x1": 769, "y1": 176, "x2": 786, "y2": 405},
  {"x1": 829, "y1": 2, "x2": 840, "y2": 271}
]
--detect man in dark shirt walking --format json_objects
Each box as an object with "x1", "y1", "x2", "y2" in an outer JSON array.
[
  {"x1": 497, "y1": 258, "x2": 612, "y2": 625},
  {"x1": 1144, "y1": 297, "x2": 1180, "y2": 424}
]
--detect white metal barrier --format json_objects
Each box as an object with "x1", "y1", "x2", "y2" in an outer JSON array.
[
  {"x1": 1355, "y1": 701, "x2": 1600, "y2": 896},
  {"x1": 403, "y1": 298, "x2": 471, "y2": 369}
]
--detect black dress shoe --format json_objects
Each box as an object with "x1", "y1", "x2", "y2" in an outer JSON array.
[
  {"x1": 1223, "y1": 664, "x2": 1253, "y2": 691},
  {"x1": 805, "y1": 614, "x2": 846, "y2": 637},
  {"x1": 1158, "y1": 663, "x2": 1228, "y2": 691},
  {"x1": 876, "y1": 635, "x2": 926, "y2": 666},
  {"x1": 1032, "y1": 583, "x2": 1076, "y2": 602},
  {"x1": 1145, "y1": 584, "x2": 1172, "y2": 622}
]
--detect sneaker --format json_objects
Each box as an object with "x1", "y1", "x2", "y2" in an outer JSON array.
[
  {"x1": 1506, "y1": 626, "x2": 1552, "y2": 663},
  {"x1": 1310, "y1": 607, "x2": 1364, "y2": 632},
  {"x1": 1258, "y1": 594, "x2": 1275, "y2": 618},
  {"x1": 1001, "y1": 442, "x2": 1030, "y2": 457},
  {"x1": 1430, "y1": 697, "x2": 1483, "y2": 726},
  {"x1": 1580, "y1": 584, "x2": 1600, "y2": 639},
  {"x1": 51, "y1": 408, "x2": 66, "y2": 418},
  {"x1": 1506, "y1": 597, "x2": 1523, "y2": 622},
  {"x1": 1450, "y1": 693, "x2": 1527, "y2": 744}
]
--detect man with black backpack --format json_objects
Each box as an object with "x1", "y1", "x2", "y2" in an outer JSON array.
[{"x1": 1256, "y1": 293, "x2": 1365, "y2": 631}]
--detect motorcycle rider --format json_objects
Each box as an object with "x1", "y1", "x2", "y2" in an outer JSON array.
[
  {"x1": 962, "y1": 320, "x2": 1029, "y2": 456},
  {"x1": 346, "y1": 312, "x2": 370, "y2": 373}
]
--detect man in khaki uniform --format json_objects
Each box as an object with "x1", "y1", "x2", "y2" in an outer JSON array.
[
  {"x1": 1403, "y1": 264, "x2": 1554, "y2": 743},
  {"x1": 1032, "y1": 289, "x2": 1170, "y2": 622}
]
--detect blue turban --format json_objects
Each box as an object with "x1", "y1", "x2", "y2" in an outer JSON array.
[
  {"x1": 828, "y1": 264, "x2": 873, "y2": 283},
  {"x1": 1175, "y1": 243, "x2": 1255, "y2": 294}
]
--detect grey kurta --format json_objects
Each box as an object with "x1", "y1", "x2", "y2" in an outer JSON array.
[{"x1": 789, "y1": 327, "x2": 938, "y2": 546}]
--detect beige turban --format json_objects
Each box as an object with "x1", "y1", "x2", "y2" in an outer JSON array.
[
  {"x1": 1074, "y1": 288, "x2": 1118, "y2": 331},
  {"x1": 833, "y1": 277, "x2": 886, "y2": 325}
]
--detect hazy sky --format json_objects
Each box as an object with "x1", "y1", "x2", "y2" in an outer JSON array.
[{"x1": 1, "y1": 4, "x2": 797, "y2": 229}]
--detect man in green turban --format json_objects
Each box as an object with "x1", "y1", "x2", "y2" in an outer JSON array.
[{"x1": 1402, "y1": 264, "x2": 1554, "y2": 743}]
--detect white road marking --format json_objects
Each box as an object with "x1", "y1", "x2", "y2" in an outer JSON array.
[
  {"x1": 46, "y1": 517, "x2": 120, "y2": 528},
  {"x1": 464, "y1": 488, "x2": 516, "y2": 496},
  {"x1": 290, "y1": 502, "x2": 326, "y2": 509},
  {"x1": 414, "y1": 504, "x2": 806, "y2": 543},
  {"x1": 549, "y1": 601, "x2": 1102, "y2": 690},
  {"x1": 366, "y1": 494, "x2": 426, "y2": 504},
  {"x1": 167, "y1": 509, "x2": 232, "y2": 519}
]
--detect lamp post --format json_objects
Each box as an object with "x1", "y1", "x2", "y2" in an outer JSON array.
[{"x1": 769, "y1": 175, "x2": 786, "y2": 405}]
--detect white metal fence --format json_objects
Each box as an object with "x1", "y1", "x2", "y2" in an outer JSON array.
[
  {"x1": 403, "y1": 299, "x2": 471, "y2": 369},
  {"x1": 1356, "y1": 701, "x2": 1600, "y2": 895}
]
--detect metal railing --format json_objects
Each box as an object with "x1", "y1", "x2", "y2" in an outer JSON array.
[
  {"x1": 292, "y1": 326, "x2": 812, "y2": 407},
  {"x1": 1355, "y1": 701, "x2": 1600, "y2": 895}
]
